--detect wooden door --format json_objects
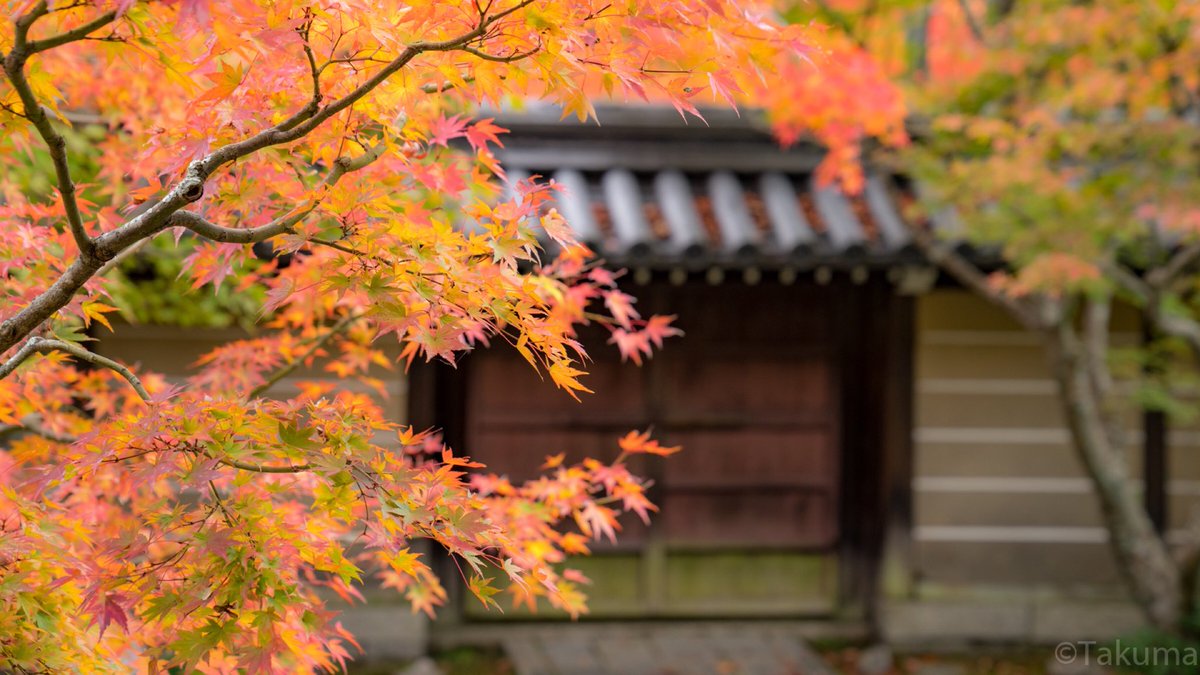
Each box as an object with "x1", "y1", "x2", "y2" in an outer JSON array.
[{"x1": 460, "y1": 281, "x2": 842, "y2": 618}]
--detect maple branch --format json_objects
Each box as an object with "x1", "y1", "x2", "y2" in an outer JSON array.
[
  {"x1": 1148, "y1": 241, "x2": 1200, "y2": 290},
  {"x1": 26, "y1": 10, "x2": 118, "y2": 54},
  {"x1": 298, "y1": 11, "x2": 322, "y2": 108},
  {"x1": 3, "y1": 2, "x2": 98, "y2": 260},
  {"x1": 95, "y1": 236, "x2": 153, "y2": 278},
  {"x1": 0, "y1": 337, "x2": 150, "y2": 401},
  {"x1": 168, "y1": 141, "x2": 387, "y2": 244},
  {"x1": 956, "y1": 0, "x2": 987, "y2": 43},
  {"x1": 217, "y1": 458, "x2": 313, "y2": 474},
  {"x1": 907, "y1": 224, "x2": 1046, "y2": 331},
  {"x1": 0, "y1": 1, "x2": 533, "y2": 355},
  {"x1": 1107, "y1": 261, "x2": 1200, "y2": 363},
  {"x1": 461, "y1": 41, "x2": 541, "y2": 63},
  {"x1": 306, "y1": 237, "x2": 366, "y2": 257},
  {"x1": 1084, "y1": 294, "x2": 1114, "y2": 403},
  {"x1": 0, "y1": 414, "x2": 75, "y2": 444},
  {"x1": 247, "y1": 313, "x2": 361, "y2": 399},
  {"x1": 422, "y1": 76, "x2": 474, "y2": 93}
]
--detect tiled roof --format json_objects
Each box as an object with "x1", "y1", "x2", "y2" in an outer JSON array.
[{"x1": 492, "y1": 107, "x2": 926, "y2": 268}]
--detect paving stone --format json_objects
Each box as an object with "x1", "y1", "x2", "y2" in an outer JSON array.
[
  {"x1": 503, "y1": 637, "x2": 556, "y2": 675},
  {"x1": 593, "y1": 634, "x2": 664, "y2": 675},
  {"x1": 857, "y1": 643, "x2": 894, "y2": 675},
  {"x1": 654, "y1": 631, "x2": 726, "y2": 673},
  {"x1": 539, "y1": 632, "x2": 606, "y2": 673},
  {"x1": 503, "y1": 627, "x2": 837, "y2": 675},
  {"x1": 395, "y1": 656, "x2": 440, "y2": 675},
  {"x1": 764, "y1": 634, "x2": 834, "y2": 675}
]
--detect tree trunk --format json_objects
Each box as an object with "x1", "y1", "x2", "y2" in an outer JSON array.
[{"x1": 1048, "y1": 332, "x2": 1182, "y2": 632}]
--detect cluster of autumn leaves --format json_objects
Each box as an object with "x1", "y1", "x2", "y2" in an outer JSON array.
[
  {"x1": 0, "y1": 0, "x2": 908, "y2": 672},
  {"x1": 17, "y1": 0, "x2": 1196, "y2": 670}
]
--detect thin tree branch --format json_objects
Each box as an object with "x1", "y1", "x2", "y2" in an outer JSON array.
[
  {"x1": 168, "y1": 140, "x2": 387, "y2": 244},
  {"x1": 1084, "y1": 293, "x2": 1115, "y2": 406},
  {"x1": 217, "y1": 457, "x2": 312, "y2": 474},
  {"x1": 0, "y1": 414, "x2": 75, "y2": 444},
  {"x1": 26, "y1": 10, "x2": 118, "y2": 54},
  {"x1": 298, "y1": 11, "x2": 322, "y2": 108},
  {"x1": 0, "y1": 336, "x2": 150, "y2": 400},
  {"x1": 1148, "y1": 241, "x2": 1200, "y2": 290},
  {"x1": 95, "y1": 236, "x2": 153, "y2": 278},
  {"x1": 422, "y1": 75, "x2": 474, "y2": 93},
  {"x1": 461, "y1": 42, "x2": 540, "y2": 63},
  {"x1": 247, "y1": 313, "x2": 362, "y2": 399},
  {"x1": 956, "y1": 0, "x2": 986, "y2": 43},
  {"x1": 908, "y1": 224, "x2": 1046, "y2": 331},
  {"x1": 1108, "y1": 261, "x2": 1200, "y2": 363},
  {"x1": 0, "y1": 0, "x2": 535, "y2": 355},
  {"x1": 2, "y1": 2, "x2": 101, "y2": 259}
]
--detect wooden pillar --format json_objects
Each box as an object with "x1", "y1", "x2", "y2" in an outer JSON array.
[{"x1": 838, "y1": 276, "x2": 915, "y2": 628}]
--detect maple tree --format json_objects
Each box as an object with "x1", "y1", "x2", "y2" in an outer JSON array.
[
  {"x1": 791, "y1": 0, "x2": 1200, "y2": 636},
  {"x1": 0, "y1": 0, "x2": 905, "y2": 672}
]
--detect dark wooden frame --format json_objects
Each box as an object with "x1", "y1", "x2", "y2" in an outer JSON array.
[{"x1": 408, "y1": 270, "x2": 914, "y2": 628}]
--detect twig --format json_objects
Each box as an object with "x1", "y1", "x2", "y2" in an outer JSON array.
[
  {"x1": 247, "y1": 313, "x2": 362, "y2": 398},
  {"x1": 461, "y1": 42, "x2": 540, "y2": 63},
  {"x1": 0, "y1": 0, "x2": 535, "y2": 355},
  {"x1": 0, "y1": 414, "x2": 76, "y2": 444},
  {"x1": 0, "y1": 336, "x2": 150, "y2": 400},
  {"x1": 1148, "y1": 241, "x2": 1200, "y2": 290},
  {"x1": 217, "y1": 457, "x2": 312, "y2": 473},
  {"x1": 1, "y1": 1, "x2": 113, "y2": 259},
  {"x1": 956, "y1": 0, "x2": 986, "y2": 43},
  {"x1": 166, "y1": 141, "x2": 387, "y2": 244},
  {"x1": 907, "y1": 223, "x2": 1046, "y2": 331},
  {"x1": 26, "y1": 10, "x2": 118, "y2": 54}
]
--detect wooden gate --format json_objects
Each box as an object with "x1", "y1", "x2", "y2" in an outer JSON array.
[{"x1": 454, "y1": 281, "x2": 844, "y2": 618}]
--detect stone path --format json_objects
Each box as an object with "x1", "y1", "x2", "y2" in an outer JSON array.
[{"x1": 502, "y1": 625, "x2": 834, "y2": 675}]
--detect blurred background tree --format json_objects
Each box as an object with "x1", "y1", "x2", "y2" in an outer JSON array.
[{"x1": 785, "y1": 0, "x2": 1200, "y2": 638}]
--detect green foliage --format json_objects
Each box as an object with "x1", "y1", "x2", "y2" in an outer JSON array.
[
  {"x1": 105, "y1": 237, "x2": 265, "y2": 329},
  {"x1": 1117, "y1": 619, "x2": 1200, "y2": 675}
]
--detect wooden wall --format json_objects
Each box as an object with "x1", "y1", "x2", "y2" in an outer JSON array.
[
  {"x1": 448, "y1": 280, "x2": 848, "y2": 619},
  {"x1": 909, "y1": 290, "x2": 1177, "y2": 590}
]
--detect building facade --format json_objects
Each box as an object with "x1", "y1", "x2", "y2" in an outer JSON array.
[{"x1": 94, "y1": 107, "x2": 1182, "y2": 655}]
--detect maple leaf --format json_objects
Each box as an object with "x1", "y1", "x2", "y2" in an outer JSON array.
[
  {"x1": 610, "y1": 328, "x2": 651, "y2": 365},
  {"x1": 539, "y1": 207, "x2": 579, "y2": 249},
  {"x1": 603, "y1": 290, "x2": 639, "y2": 329},
  {"x1": 643, "y1": 314, "x2": 683, "y2": 347},
  {"x1": 426, "y1": 115, "x2": 468, "y2": 148},
  {"x1": 576, "y1": 501, "x2": 620, "y2": 543},
  {"x1": 465, "y1": 118, "x2": 507, "y2": 152},
  {"x1": 618, "y1": 430, "x2": 681, "y2": 457},
  {"x1": 468, "y1": 575, "x2": 503, "y2": 611},
  {"x1": 96, "y1": 593, "x2": 130, "y2": 638},
  {"x1": 548, "y1": 360, "x2": 594, "y2": 400},
  {"x1": 80, "y1": 300, "x2": 120, "y2": 331}
]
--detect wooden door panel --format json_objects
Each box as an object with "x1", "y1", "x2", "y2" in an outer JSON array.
[
  {"x1": 662, "y1": 552, "x2": 837, "y2": 614},
  {"x1": 663, "y1": 285, "x2": 833, "y2": 346},
  {"x1": 466, "y1": 348, "x2": 647, "y2": 424},
  {"x1": 658, "y1": 357, "x2": 835, "y2": 419},
  {"x1": 459, "y1": 281, "x2": 844, "y2": 617},
  {"x1": 659, "y1": 491, "x2": 838, "y2": 548},
  {"x1": 660, "y1": 429, "x2": 835, "y2": 489},
  {"x1": 466, "y1": 428, "x2": 621, "y2": 481}
]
